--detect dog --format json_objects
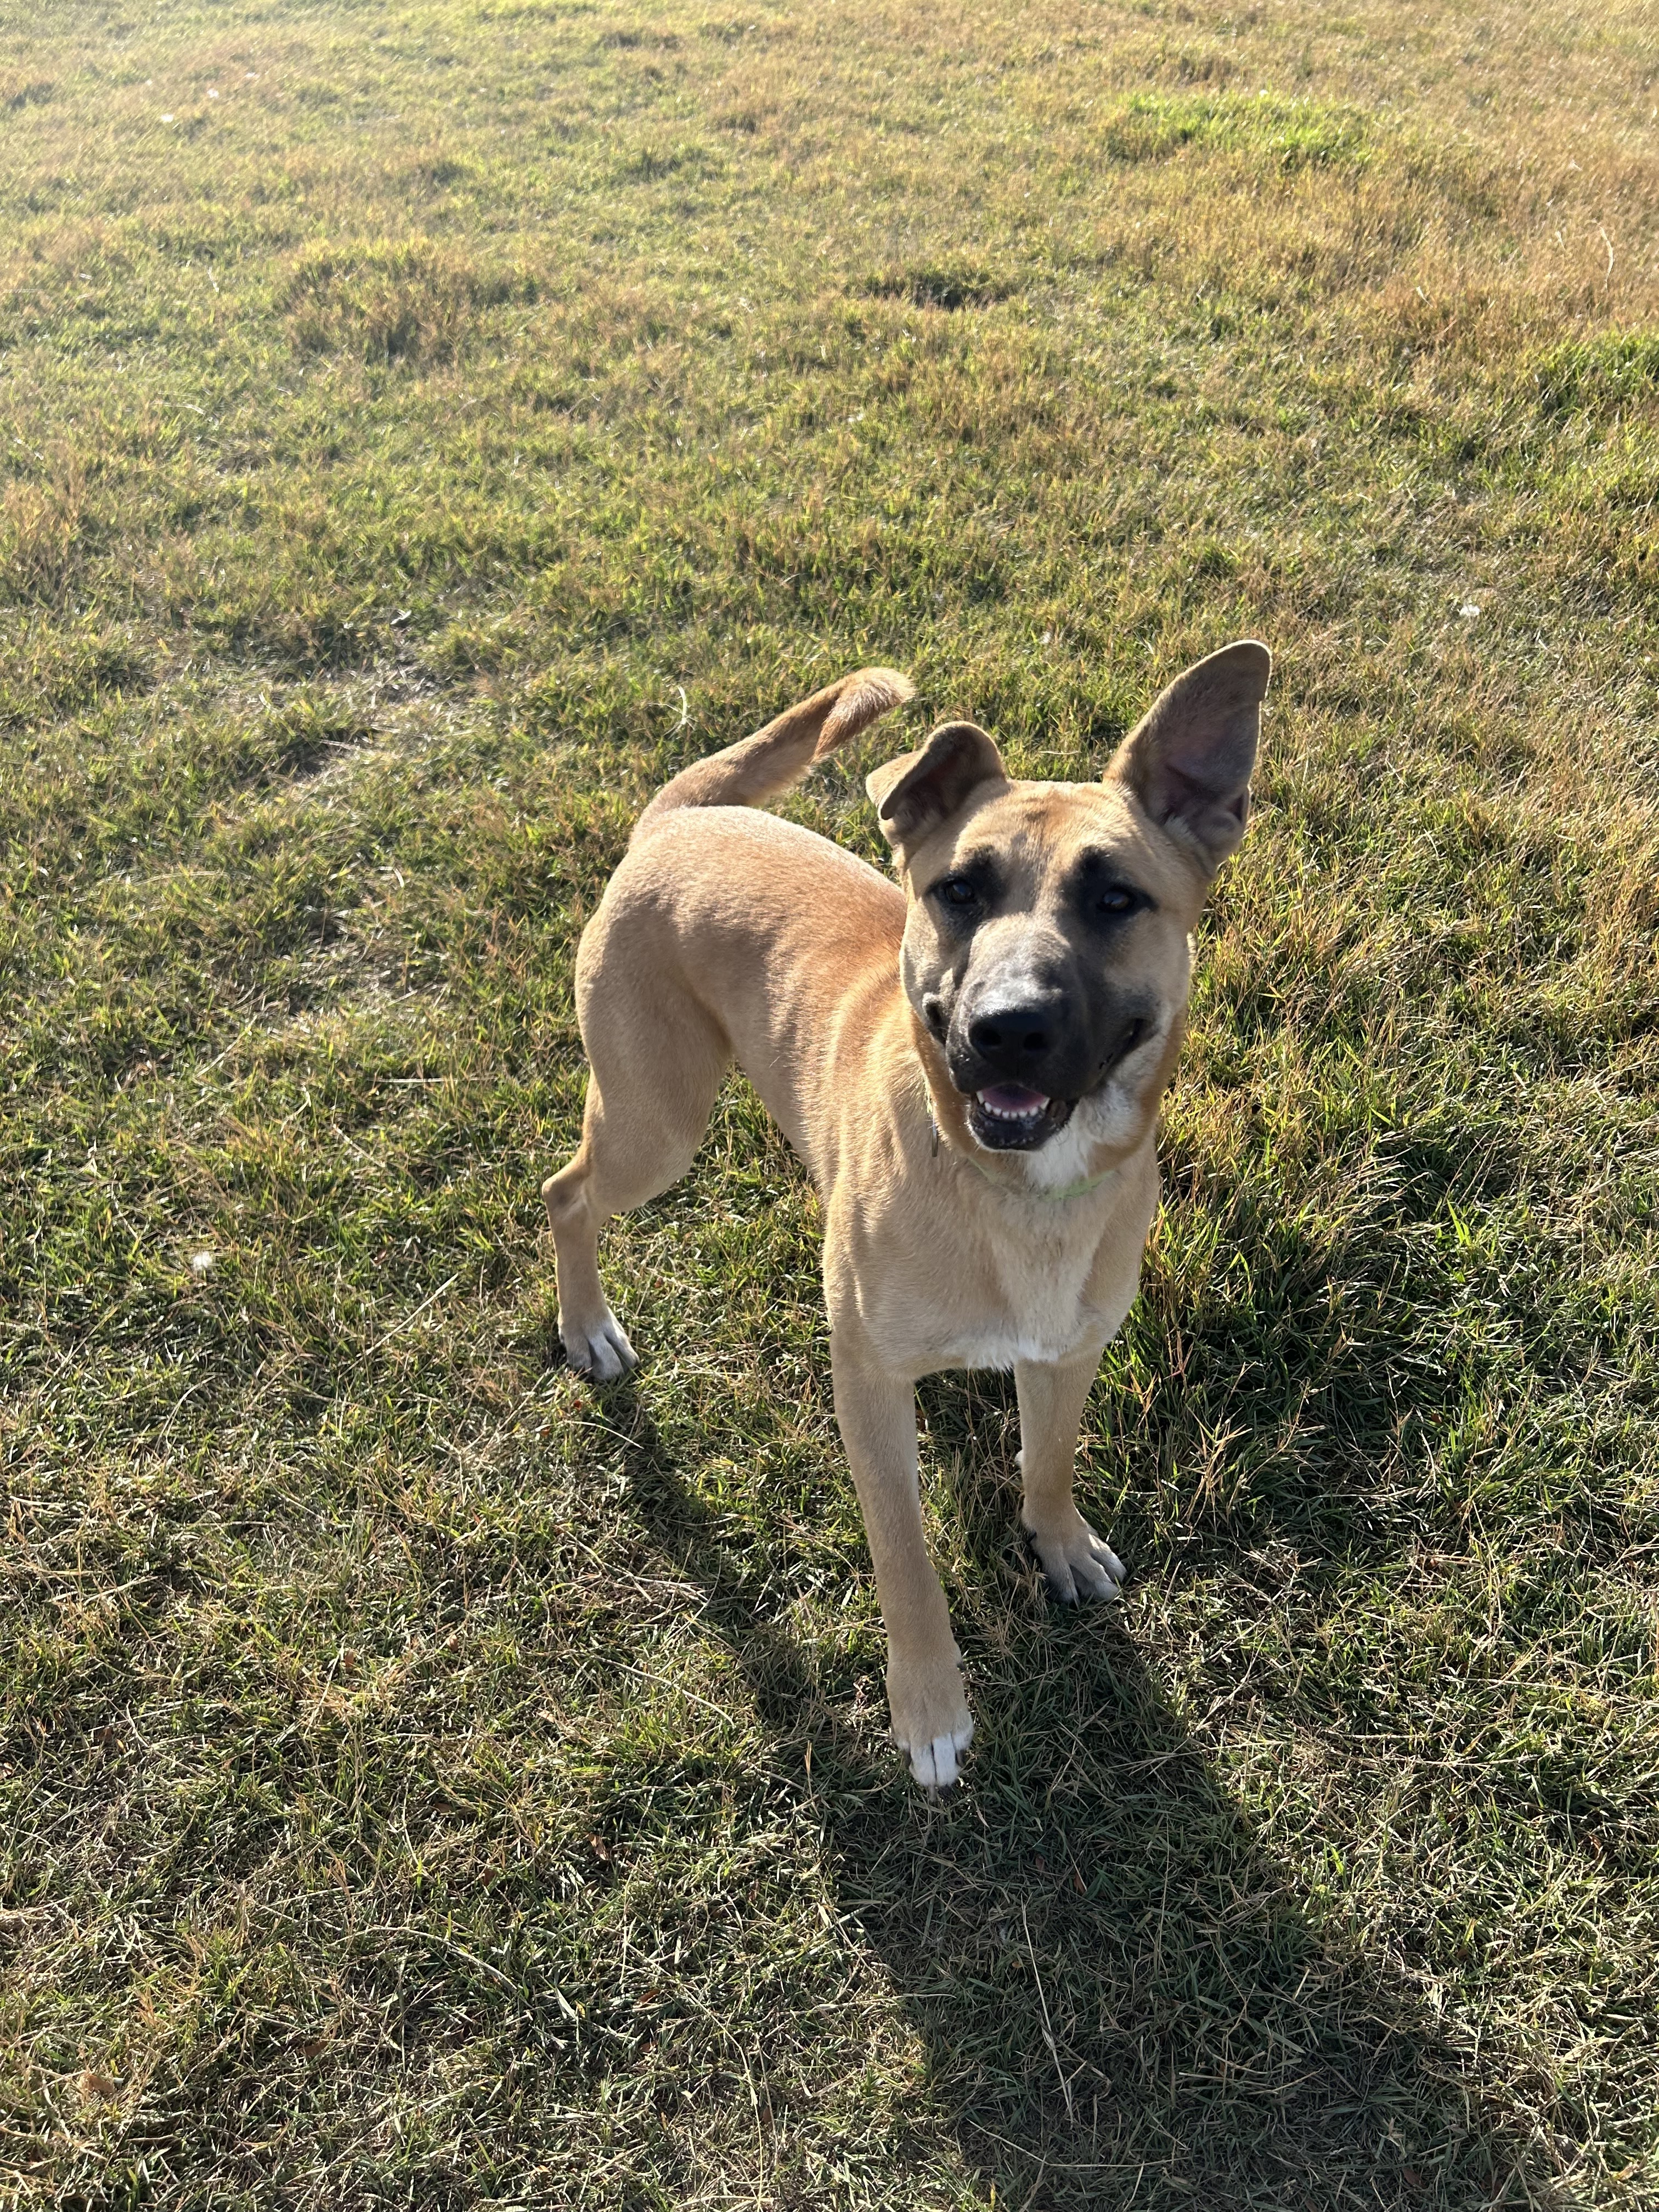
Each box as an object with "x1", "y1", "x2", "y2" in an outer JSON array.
[{"x1": 544, "y1": 641, "x2": 1271, "y2": 1786}]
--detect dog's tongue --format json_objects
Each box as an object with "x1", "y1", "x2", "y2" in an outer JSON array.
[{"x1": 978, "y1": 1084, "x2": 1049, "y2": 1118}]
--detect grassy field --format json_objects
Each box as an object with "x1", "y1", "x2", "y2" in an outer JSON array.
[{"x1": 2, "y1": 0, "x2": 1658, "y2": 2203}]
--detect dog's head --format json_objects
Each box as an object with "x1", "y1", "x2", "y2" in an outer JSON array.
[{"x1": 867, "y1": 641, "x2": 1270, "y2": 1187}]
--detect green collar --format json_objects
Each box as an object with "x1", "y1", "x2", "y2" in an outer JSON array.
[{"x1": 926, "y1": 1099, "x2": 1118, "y2": 1204}]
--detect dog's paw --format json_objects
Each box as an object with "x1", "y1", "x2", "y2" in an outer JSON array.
[
  {"x1": 561, "y1": 1305, "x2": 638, "y2": 1383},
  {"x1": 905, "y1": 1725, "x2": 974, "y2": 1791},
  {"x1": 1024, "y1": 1507, "x2": 1125, "y2": 1605},
  {"x1": 889, "y1": 1657, "x2": 974, "y2": 1791}
]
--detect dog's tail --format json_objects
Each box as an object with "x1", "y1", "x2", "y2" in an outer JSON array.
[{"x1": 632, "y1": 667, "x2": 914, "y2": 844}]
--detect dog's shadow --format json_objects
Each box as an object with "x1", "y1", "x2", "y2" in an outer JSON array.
[{"x1": 587, "y1": 1377, "x2": 1572, "y2": 2212}]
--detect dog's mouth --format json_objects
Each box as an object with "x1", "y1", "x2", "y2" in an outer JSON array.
[{"x1": 967, "y1": 1084, "x2": 1075, "y2": 1151}]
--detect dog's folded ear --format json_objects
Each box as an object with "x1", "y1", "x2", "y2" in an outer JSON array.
[
  {"x1": 1109, "y1": 640, "x2": 1272, "y2": 871},
  {"x1": 867, "y1": 721, "x2": 1008, "y2": 854}
]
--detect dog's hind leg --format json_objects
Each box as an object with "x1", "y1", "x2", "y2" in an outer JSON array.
[{"x1": 543, "y1": 986, "x2": 729, "y2": 1381}]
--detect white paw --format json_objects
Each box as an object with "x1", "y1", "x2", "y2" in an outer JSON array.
[
  {"x1": 1025, "y1": 1510, "x2": 1126, "y2": 1605},
  {"x1": 561, "y1": 1306, "x2": 638, "y2": 1382},
  {"x1": 905, "y1": 1721, "x2": 973, "y2": 1791},
  {"x1": 890, "y1": 1658, "x2": 974, "y2": 1791}
]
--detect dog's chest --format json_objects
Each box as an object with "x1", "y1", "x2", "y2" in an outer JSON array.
[{"x1": 935, "y1": 1232, "x2": 1104, "y2": 1372}]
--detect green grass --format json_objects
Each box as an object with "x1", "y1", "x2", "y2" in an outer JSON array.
[{"x1": 2, "y1": 0, "x2": 1658, "y2": 2204}]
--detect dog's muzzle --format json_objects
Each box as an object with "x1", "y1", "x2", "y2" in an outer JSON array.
[{"x1": 947, "y1": 995, "x2": 1155, "y2": 1152}]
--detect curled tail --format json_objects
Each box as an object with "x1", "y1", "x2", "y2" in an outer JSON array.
[{"x1": 633, "y1": 666, "x2": 914, "y2": 844}]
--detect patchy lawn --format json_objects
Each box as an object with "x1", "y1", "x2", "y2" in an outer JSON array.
[{"x1": 2, "y1": 0, "x2": 1657, "y2": 2204}]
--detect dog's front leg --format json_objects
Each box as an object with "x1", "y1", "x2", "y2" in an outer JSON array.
[
  {"x1": 1016, "y1": 1351, "x2": 1126, "y2": 1604},
  {"x1": 831, "y1": 1328, "x2": 973, "y2": 1789}
]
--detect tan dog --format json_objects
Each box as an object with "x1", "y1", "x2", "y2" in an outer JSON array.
[{"x1": 544, "y1": 642, "x2": 1271, "y2": 1786}]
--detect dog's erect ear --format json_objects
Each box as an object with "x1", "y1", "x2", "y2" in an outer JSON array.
[
  {"x1": 867, "y1": 721, "x2": 1008, "y2": 853},
  {"x1": 1110, "y1": 640, "x2": 1272, "y2": 871}
]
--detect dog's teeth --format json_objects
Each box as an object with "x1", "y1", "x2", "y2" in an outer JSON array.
[{"x1": 978, "y1": 1094, "x2": 1046, "y2": 1120}]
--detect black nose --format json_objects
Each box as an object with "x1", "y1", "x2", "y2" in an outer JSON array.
[{"x1": 967, "y1": 1005, "x2": 1058, "y2": 1066}]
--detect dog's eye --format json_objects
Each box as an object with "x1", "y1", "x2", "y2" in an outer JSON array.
[
  {"x1": 933, "y1": 876, "x2": 978, "y2": 909},
  {"x1": 1097, "y1": 887, "x2": 1137, "y2": 916}
]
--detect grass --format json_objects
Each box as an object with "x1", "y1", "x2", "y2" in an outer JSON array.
[{"x1": 1, "y1": 0, "x2": 1657, "y2": 2203}]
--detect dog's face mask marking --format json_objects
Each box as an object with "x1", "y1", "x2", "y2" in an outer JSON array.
[{"x1": 867, "y1": 642, "x2": 1271, "y2": 1169}]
